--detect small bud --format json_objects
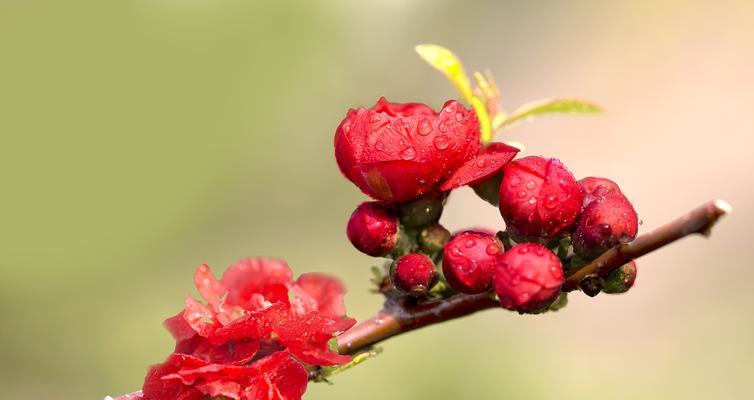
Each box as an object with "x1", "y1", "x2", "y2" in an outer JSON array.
[
  {"x1": 400, "y1": 192, "x2": 445, "y2": 228},
  {"x1": 442, "y1": 231, "x2": 502, "y2": 294},
  {"x1": 493, "y1": 243, "x2": 564, "y2": 313},
  {"x1": 419, "y1": 223, "x2": 451, "y2": 253},
  {"x1": 579, "y1": 275, "x2": 604, "y2": 297},
  {"x1": 573, "y1": 192, "x2": 638, "y2": 260},
  {"x1": 392, "y1": 253, "x2": 438, "y2": 295},
  {"x1": 347, "y1": 202, "x2": 400, "y2": 257},
  {"x1": 499, "y1": 156, "x2": 583, "y2": 241},
  {"x1": 603, "y1": 261, "x2": 637, "y2": 294},
  {"x1": 579, "y1": 176, "x2": 622, "y2": 207}
]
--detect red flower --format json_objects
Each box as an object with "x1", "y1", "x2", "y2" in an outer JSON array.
[
  {"x1": 442, "y1": 231, "x2": 502, "y2": 294},
  {"x1": 498, "y1": 156, "x2": 583, "y2": 241},
  {"x1": 493, "y1": 243, "x2": 564, "y2": 313},
  {"x1": 579, "y1": 176, "x2": 622, "y2": 207},
  {"x1": 130, "y1": 258, "x2": 355, "y2": 400},
  {"x1": 334, "y1": 97, "x2": 481, "y2": 202}
]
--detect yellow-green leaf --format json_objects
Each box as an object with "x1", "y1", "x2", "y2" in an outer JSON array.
[
  {"x1": 495, "y1": 98, "x2": 604, "y2": 131},
  {"x1": 415, "y1": 44, "x2": 474, "y2": 103}
]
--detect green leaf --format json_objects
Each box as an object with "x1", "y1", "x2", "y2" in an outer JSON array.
[{"x1": 495, "y1": 98, "x2": 603, "y2": 131}]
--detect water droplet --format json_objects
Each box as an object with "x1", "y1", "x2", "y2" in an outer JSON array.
[
  {"x1": 543, "y1": 194, "x2": 558, "y2": 209},
  {"x1": 418, "y1": 119, "x2": 432, "y2": 136},
  {"x1": 518, "y1": 246, "x2": 529, "y2": 254},
  {"x1": 465, "y1": 239, "x2": 477, "y2": 248},
  {"x1": 343, "y1": 122, "x2": 351, "y2": 133},
  {"x1": 525, "y1": 181, "x2": 536, "y2": 190},
  {"x1": 517, "y1": 191, "x2": 527, "y2": 198},
  {"x1": 433, "y1": 135, "x2": 450, "y2": 150},
  {"x1": 528, "y1": 197, "x2": 537, "y2": 205},
  {"x1": 400, "y1": 146, "x2": 417, "y2": 160},
  {"x1": 510, "y1": 177, "x2": 521, "y2": 187},
  {"x1": 438, "y1": 121, "x2": 448, "y2": 132},
  {"x1": 486, "y1": 243, "x2": 499, "y2": 255},
  {"x1": 535, "y1": 248, "x2": 544, "y2": 256},
  {"x1": 476, "y1": 158, "x2": 486, "y2": 167},
  {"x1": 369, "y1": 114, "x2": 381, "y2": 124},
  {"x1": 455, "y1": 112, "x2": 464, "y2": 122}
]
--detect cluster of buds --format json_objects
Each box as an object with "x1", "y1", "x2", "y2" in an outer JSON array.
[{"x1": 335, "y1": 46, "x2": 638, "y2": 312}]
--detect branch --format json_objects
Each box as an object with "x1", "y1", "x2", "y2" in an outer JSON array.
[
  {"x1": 562, "y1": 199, "x2": 731, "y2": 290},
  {"x1": 337, "y1": 199, "x2": 731, "y2": 355}
]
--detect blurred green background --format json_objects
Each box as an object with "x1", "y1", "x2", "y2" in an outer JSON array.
[{"x1": 1, "y1": 1, "x2": 753, "y2": 399}]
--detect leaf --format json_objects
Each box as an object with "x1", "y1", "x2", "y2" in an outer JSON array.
[
  {"x1": 415, "y1": 44, "x2": 474, "y2": 103},
  {"x1": 495, "y1": 98, "x2": 604, "y2": 131}
]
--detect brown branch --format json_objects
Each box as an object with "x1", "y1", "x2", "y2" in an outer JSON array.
[
  {"x1": 562, "y1": 199, "x2": 731, "y2": 290},
  {"x1": 337, "y1": 292, "x2": 498, "y2": 354},
  {"x1": 338, "y1": 199, "x2": 731, "y2": 355}
]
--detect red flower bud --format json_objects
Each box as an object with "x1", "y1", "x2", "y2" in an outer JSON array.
[
  {"x1": 392, "y1": 253, "x2": 438, "y2": 295},
  {"x1": 493, "y1": 243, "x2": 564, "y2": 313},
  {"x1": 572, "y1": 192, "x2": 638, "y2": 260},
  {"x1": 442, "y1": 231, "x2": 502, "y2": 294},
  {"x1": 498, "y1": 156, "x2": 583, "y2": 241},
  {"x1": 334, "y1": 97, "x2": 480, "y2": 202},
  {"x1": 579, "y1": 176, "x2": 622, "y2": 207},
  {"x1": 346, "y1": 201, "x2": 399, "y2": 257}
]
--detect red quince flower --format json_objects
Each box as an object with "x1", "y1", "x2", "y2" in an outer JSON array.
[
  {"x1": 442, "y1": 231, "x2": 502, "y2": 294},
  {"x1": 128, "y1": 258, "x2": 355, "y2": 400},
  {"x1": 346, "y1": 201, "x2": 400, "y2": 257},
  {"x1": 493, "y1": 243, "x2": 564, "y2": 313},
  {"x1": 334, "y1": 97, "x2": 481, "y2": 202}
]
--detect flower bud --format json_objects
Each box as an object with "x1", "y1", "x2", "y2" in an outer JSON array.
[
  {"x1": 334, "y1": 97, "x2": 480, "y2": 202},
  {"x1": 498, "y1": 156, "x2": 583, "y2": 241},
  {"x1": 579, "y1": 275, "x2": 604, "y2": 297},
  {"x1": 442, "y1": 231, "x2": 502, "y2": 294},
  {"x1": 399, "y1": 192, "x2": 445, "y2": 228},
  {"x1": 346, "y1": 201, "x2": 399, "y2": 257},
  {"x1": 603, "y1": 261, "x2": 637, "y2": 294},
  {"x1": 580, "y1": 176, "x2": 622, "y2": 207},
  {"x1": 493, "y1": 243, "x2": 564, "y2": 313},
  {"x1": 572, "y1": 192, "x2": 638, "y2": 260},
  {"x1": 419, "y1": 223, "x2": 451, "y2": 254},
  {"x1": 391, "y1": 253, "x2": 438, "y2": 295}
]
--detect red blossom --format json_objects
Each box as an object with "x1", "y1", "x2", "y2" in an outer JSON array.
[
  {"x1": 442, "y1": 231, "x2": 502, "y2": 294},
  {"x1": 334, "y1": 97, "x2": 481, "y2": 202},
  {"x1": 132, "y1": 258, "x2": 355, "y2": 400},
  {"x1": 440, "y1": 142, "x2": 519, "y2": 191}
]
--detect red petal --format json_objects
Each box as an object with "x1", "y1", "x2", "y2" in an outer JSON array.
[
  {"x1": 183, "y1": 296, "x2": 220, "y2": 338},
  {"x1": 247, "y1": 351, "x2": 308, "y2": 400},
  {"x1": 194, "y1": 264, "x2": 226, "y2": 307},
  {"x1": 164, "y1": 312, "x2": 197, "y2": 342},
  {"x1": 291, "y1": 273, "x2": 346, "y2": 319},
  {"x1": 221, "y1": 258, "x2": 292, "y2": 310},
  {"x1": 441, "y1": 142, "x2": 519, "y2": 191},
  {"x1": 210, "y1": 302, "x2": 289, "y2": 345},
  {"x1": 142, "y1": 354, "x2": 206, "y2": 400},
  {"x1": 195, "y1": 381, "x2": 243, "y2": 400}
]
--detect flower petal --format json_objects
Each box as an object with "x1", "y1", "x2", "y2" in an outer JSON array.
[
  {"x1": 221, "y1": 258, "x2": 292, "y2": 310},
  {"x1": 291, "y1": 273, "x2": 347, "y2": 319},
  {"x1": 194, "y1": 264, "x2": 226, "y2": 307},
  {"x1": 440, "y1": 142, "x2": 519, "y2": 191}
]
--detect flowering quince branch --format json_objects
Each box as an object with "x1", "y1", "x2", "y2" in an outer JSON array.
[{"x1": 110, "y1": 45, "x2": 730, "y2": 400}]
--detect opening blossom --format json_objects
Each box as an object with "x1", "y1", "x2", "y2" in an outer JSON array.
[{"x1": 124, "y1": 258, "x2": 355, "y2": 400}]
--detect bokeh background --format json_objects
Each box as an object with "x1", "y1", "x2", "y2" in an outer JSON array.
[{"x1": 2, "y1": 1, "x2": 753, "y2": 399}]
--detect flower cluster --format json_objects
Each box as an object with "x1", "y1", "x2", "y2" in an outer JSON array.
[
  {"x1": 124, "y1": 258, "x2": 355, "y2": 400},
  {"x1": 336, "y1": 98, "x2": 639, "y2": 312}
]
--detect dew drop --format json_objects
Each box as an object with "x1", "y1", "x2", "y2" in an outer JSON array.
[
  {"x1": 510, "y1": 177, "x2": 521, "y2": 187},
  {"x1": 418, "y1": 119, "x2": 433, "y2": 136},
  {"x1": 518, "y1": 246, "x2": 529, "y2": 254},
  {"x1": 465, "y1": 239, "x2": 477, "y2": 248},
  {"x1": 517, "y1": 191, "x2": 527, "y2": 198},
  {"x1": 455, "y1": 112, "x2": 464, "y2": 122},
  {"x1": 486, "y1": 244, "x2": 499, "y2": 255},
  {"x1": 400, "y1": 146, "x2": 417, "y2": 160},
  {"x1": 525, "y1": 181, "x2": 536, "y2": 190},
  {"x1": 438, "y1": 121, "x2": 448, "y2": 132},
  {"x1": 528, "y1": 197, "x2": 537, "y2": 205},
  {"x1": 433, "y1": 135, "x2": 450, "y2": 150},
  {"x1": 543, "y1": 194, "x2": 558, "y2": 209}
]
